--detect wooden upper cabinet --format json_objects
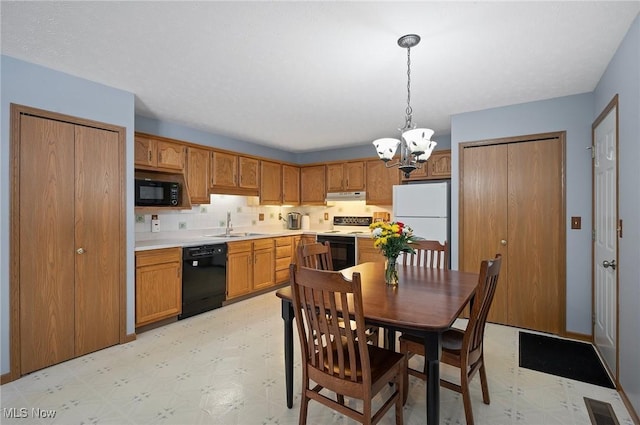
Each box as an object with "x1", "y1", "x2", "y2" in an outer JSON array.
[
  {"x1": 282, "y1": 164, "x2": 300, "y2": 205},
  {"x1": 429, "y1": 150, "x2": 452, "y2": 178},
  {"x1": 301, "y1": 165, "x2": 327, "y2": 205},
  {"x1": 134, "y1": 134, "x2": 185, "y2": 171},
  {"x1": 260, "y1": 160, "x2": 283, "y2": 205},
  {"x1": 134, "y1": 135, "x2": 156, "y2": 167},
  {"x1": 210, "y1": 151, "x2": 259, "y2": 195},
  {"x1": 326, "y1": 161, "x2": 365, "y2": 191},
  {"x1": 365, "y1": 160, "x2": 399, "y2": 205},
  {"x1": 211, "y1": 151, "x2": 238, "y2": 188},
  {"x1": 238, "y1": 156, "x2": 259, "y2": 190},
  {"x1": 157, "y1": 141, "x2": 186, "y2": 170},
  {"x1": 186, "y1": 146, "x2": 210, "y2": 204},
  {"x1": 401, "y1": 149, "x2": 451, "y2": 182}
]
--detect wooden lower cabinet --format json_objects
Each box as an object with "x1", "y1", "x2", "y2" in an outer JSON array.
[
  {"x1": 357, "y1": 237, "x2": 385, "y2": 264},
  {"x1": 227, "y1": 239, "x2": 275, "y2": 299},
  {"x1": 135, "y1": 248, "x2": 182, "y2": 327},
  {"x1": 275, "y1": 236, "x2": 294, "y2": 283}
]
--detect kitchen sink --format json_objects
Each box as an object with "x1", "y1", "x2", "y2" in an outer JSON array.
[{"x1": 203, "y1": 232, "x2": 265, "y2": 238}]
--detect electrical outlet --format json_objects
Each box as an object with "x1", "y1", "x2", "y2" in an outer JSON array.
[
  {"x1": 259, "y1": 213, "x2": 265, "y2": 221},
  {"x1": 324, "y1": 213, "x2": 329, "y2": 221},
  {"x1": 178, "y1": 222, "x2": 187, "y2": 230},
  {"x1": 135, "y1": 215, "x2": 145, "y2": 223}
]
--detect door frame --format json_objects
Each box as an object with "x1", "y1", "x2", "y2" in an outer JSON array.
[
  {"x1": 459, "y1": 131, "x2": 567, "y2": 334},
  {"x1": 591, "y1": 94, "x2": 619, "y2": 386},
  {"x1": 8, "y1": 104, "x2": 127, "y2": 382}
]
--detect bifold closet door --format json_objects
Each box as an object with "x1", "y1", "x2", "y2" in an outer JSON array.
[
  {"x1": 19, "y1": 116, "x2": 76, "y2": 374},
  {"x1": 19, "y1": 115, "x2": 121, "y2": 374},
  {"x1": 74, "y1": 125, "x2": 120, "y2": 356},
  {"x1": 460, "y1": 144, "x2": 509, "y2": 324},
  {"x1": 461, "y1": 137, "x2": 564, "y2": 334}
]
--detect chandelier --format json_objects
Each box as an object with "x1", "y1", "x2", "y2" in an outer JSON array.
[{"x1": 372, "y1": 34, "x2": 437, "y2": 178}]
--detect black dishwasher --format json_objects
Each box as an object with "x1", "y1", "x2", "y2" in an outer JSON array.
[{"x1": 179, "y1": 244, "x2": 227, "y2": 320}]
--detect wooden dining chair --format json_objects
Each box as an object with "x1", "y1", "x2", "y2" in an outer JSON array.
[
  {"x1": 404, "y1": 239, "x2": 448, "y2": 269},
  {"x1": 399, "y1": 254, "x2": 502, "y2": 425},
  {"x1": 296, "y1": 241, "x2": 379, "y2": 345},
  {"x1": 290, "y1": 264, "x2": 405, "y2": 425},
  {"x1": 296, "y1": 241, "x2": 334, "y2": 270}
]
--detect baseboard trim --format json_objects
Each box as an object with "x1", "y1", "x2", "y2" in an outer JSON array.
[
  {"x1": 123, "y1": 332, "x2": 137, "y2": 343},
  {"x1": 564, "y1": 330, "x2": 591, "y2": 342},
  {"x1": 619, "y1": 387, "x2": 640, "y2": 425},
  {"x1": 0, "y1": 372, "x2": 12, "y2": 385}
]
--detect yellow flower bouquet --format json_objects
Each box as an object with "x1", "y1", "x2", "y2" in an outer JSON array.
[{"x1": 369, "y1": 221, "x2": 416, "y2": 285}]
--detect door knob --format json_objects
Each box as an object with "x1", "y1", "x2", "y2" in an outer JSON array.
[
  {"x1": 602, "y1": 259, "x2": 616, "y2": 270},
  {"x1": 76, "y1": 248, "x2": 85, "y2": 254},
  {"x1": 500, "y1": 240, "x2": 507, "y2": 246}
]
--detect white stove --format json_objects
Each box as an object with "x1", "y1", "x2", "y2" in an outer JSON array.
[
  {"x1": 317, "y1": 217, "x2": 373, "y2": 269},
  {"x1": 321, "y1": 216, "x2": 373, "y2": 235}
]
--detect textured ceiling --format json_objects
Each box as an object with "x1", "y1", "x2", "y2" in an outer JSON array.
[{"x1": 2, "y1": 1, "x2": 639, "y2": 153}]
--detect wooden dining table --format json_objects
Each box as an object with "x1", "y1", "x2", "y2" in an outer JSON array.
[{"x1": 276, "y1": 261, "x2": 479, "y2": 425}]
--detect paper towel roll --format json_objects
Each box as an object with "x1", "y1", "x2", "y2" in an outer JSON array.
[{"x1": 301, "y1": 215, "x2": 310, "y2": 230}]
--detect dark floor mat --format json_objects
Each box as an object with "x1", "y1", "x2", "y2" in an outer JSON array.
[{"x1": 519, "y1": 332, "x2": 615, "y2": 389}]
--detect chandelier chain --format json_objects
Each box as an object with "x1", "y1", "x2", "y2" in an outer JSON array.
[{"x1": 405, "y1": 46, "x2": 413, "y2": 129}]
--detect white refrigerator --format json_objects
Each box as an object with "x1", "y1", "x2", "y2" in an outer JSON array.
[{"x1": 392, "y1": 181, "x2": 449, "y2": 245}]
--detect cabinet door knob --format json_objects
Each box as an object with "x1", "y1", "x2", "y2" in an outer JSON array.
[
  {"x1": 602, "y1": 259, "x2": 617, "y2": 270},
  {"x1": 76, "y1": 248, "x2": 85, "y2": 254},
  {"x1": 500, "y1": 240, "x2": 507, "y2": 246}
]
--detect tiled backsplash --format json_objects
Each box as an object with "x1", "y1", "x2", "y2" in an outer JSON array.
[{"x1": 135, "y1": 194, "x2": 392, "y2": 240}]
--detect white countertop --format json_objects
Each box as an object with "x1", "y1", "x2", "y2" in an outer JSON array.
[{"x1": 135, "y1": 229, "x2": 314, "y2": 251}]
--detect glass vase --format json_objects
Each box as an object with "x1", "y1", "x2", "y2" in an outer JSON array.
[{"x1": 385, "y1": 256, "x2": 399, "y2": 286}]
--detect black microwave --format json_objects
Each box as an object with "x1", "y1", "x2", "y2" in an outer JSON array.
[{"x1": 135, "y1": 179, "x2": 180, "y2": 206}]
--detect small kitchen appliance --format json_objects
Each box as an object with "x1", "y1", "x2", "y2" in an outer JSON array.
[
  {"x1": 135, "y1": 178, "x2": 180, "y2": 207},
  {"x1": 287, "y1": 212, "x2": 302, "y2": 230}
]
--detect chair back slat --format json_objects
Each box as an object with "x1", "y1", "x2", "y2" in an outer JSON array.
[
  {"x1": 403, "y1": 240, "x2": 448, "y2": 269},
  {"x1": 291, "y1": 264, "x2": 371, "y2": 384},
  {"x1": 465, "y1": 254, "x2": 502, "y2": 354},
  {"x1": 297, "y1": 241, "x2": 334, "y2": 271}
]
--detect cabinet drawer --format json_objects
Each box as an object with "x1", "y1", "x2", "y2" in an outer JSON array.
[
  {"x1": 275, "y1": 257, "x2": 291, "y2": 271},
  {"x1": 275, "y1": 268, "x2": 290, "y2": 283},
  {"x1": 227, "y1": 241, "x2": 252, "y2": 254},
  {"x1": 275, "y1": 236, "x2": 292, "y2": 247},
  {"x1": 253, "y1": 239, "x2": 273, "y2": 250},
  {"x1": 135, "y1": 247, "x2": 181, "y2": 267},
  {"x1": 275, "y1": 245, "x2": 292, "y2": 259}
]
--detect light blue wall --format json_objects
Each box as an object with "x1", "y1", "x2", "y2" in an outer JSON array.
[
  {"x1": 136, "y1": 115, "x2": 296, "y2": 163},
  {"x1": 0, "y1": 55, "x2": 136, "y2": 375},
  {"x1": 293, "y1": 133, "x2": 452, "y2": 164},
  {"x1": 137, "y1": 114, "x2": 452, "y2": 165},
  {"x1": 594, "y1": 13, "x2": 640, "y2": 416},
  {"x1": 450, "y1": 93, "x2": 595, "y2": 335}
]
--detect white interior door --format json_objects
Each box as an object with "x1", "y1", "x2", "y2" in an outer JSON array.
[{"x1": 593, "y1": 103, "x2": 618, "y2": 379}]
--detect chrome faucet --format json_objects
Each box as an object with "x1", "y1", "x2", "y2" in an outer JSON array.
[{"x1": 225, "y1": 211, "x2": 233, "y2": 236}]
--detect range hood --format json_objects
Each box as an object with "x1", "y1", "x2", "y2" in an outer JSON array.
[{"x1": 325, "y1": 191, "x2": 366, "y2": 202}]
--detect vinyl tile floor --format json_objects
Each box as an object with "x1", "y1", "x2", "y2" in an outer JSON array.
[{"x1": 1, "y1": 290, "x2": 634, "y2": 425}]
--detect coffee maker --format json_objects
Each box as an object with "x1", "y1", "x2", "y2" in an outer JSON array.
[{"x1": 287, "y1": 212, "x2": 302, "y2": 230}]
